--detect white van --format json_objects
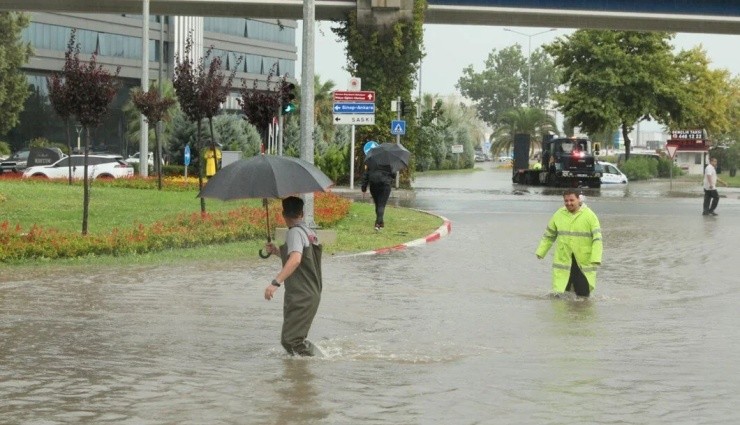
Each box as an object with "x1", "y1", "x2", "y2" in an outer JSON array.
[{"x1": 597, "y1": 161, "x2": 628, "y2": 184}]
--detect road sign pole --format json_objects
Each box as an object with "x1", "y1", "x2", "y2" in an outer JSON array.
[
  {"x1": 396, "y1": 96, "x2": 401, "y2": 188},
  {"x1": 350, "y1": 124, "x2": 355, "y2": 190}
]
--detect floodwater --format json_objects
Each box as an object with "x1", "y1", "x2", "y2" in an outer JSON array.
[{"x1": 2, "y1": 162, "x2": 739, "y2": 424}]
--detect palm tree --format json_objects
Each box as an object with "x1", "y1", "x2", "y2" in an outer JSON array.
[
  {"x1": 292, "y1": 74, "x2": 336, "y2": 143},
  {"x1": 123, "y1": 79, "x2": 179, "y2": 156},
  {"x1": 490, "y1": 107, "x2": 557, "y2": 156},
  {"x1": 313, "y1": 74, "x2": 336, "y2": 133}
]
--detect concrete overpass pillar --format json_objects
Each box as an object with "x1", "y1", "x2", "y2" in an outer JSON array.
[{"x1": 357, "y1": 0, "x2": 414, "y2": 31}]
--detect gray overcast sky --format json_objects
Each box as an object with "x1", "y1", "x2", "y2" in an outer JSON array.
[{"x1": 299, "y1": 23, "x2": 740, "y2": 96}]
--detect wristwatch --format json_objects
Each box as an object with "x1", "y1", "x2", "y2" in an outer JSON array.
[{"x1": 271, "y1": 279, "x2": 281, "y2": 287}]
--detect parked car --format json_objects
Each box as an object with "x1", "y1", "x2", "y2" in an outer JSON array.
[
  {"x1": 597, "y1": 161, "x2": 628, "y2": 184},
  {"x1": 474, "y1": 152, "x2": 487, "y2": 162},
  {"x1": 125, "y1": 151, "x2": 158, "y2": 167},
  {"x1": 0, "y1": 149, "x2": 30, "y2": 173},
  {"x1": 22, "y1": 154, "x2": 134, "y2": 180}
]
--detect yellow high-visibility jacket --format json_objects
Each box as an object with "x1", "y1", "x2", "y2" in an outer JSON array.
[{"x1": 536, "y1": 205, "x2": 603, "y2": 293}]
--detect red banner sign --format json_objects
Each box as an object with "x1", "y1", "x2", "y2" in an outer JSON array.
[{"x1": 333, "y1": 91, "x2": 375, "y2": 102}]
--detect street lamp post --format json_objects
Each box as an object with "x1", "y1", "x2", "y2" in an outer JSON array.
[
  {"x1": 75, "y1": 123, "x2": 83, "y2": 152},
  {"x1": 503, "y1": 28, "x2": 556, "y2": 106}
]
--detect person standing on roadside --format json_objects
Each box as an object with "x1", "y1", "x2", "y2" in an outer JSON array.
[
  {"x1": 536, "y1": 189, "x2": 603, "y2": 297},
  {"x1": 361, "y1": 163, "x2": 394, "y2": 231},
  {"x1": 263, "y1": 196, "x2": 323, "y2": 356},
  {"x1": 703, "y1": 157, "x2": 724, "y2": 216}
]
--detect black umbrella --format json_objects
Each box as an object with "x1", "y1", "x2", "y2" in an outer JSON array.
[
  {"x1": 365, "y1": 142, "x2": 410, "y2": 173},
  {"x1": 198, "y1": 154, "x2": 334, "y2": 258}
]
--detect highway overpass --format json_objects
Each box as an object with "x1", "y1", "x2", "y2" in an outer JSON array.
[{"x1": 3, "y1": 0, "x2": 739, "y2": 34}]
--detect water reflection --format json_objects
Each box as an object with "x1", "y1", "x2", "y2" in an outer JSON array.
[{"x1": 269, "y1": 359, "x2": 329, "y2": 425}]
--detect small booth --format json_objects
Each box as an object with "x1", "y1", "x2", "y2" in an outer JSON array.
[{"x1": 666, "y1": 130, "x2": 709, "y2": 175}]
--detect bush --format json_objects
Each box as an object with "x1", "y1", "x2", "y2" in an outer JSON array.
[
  {"x1": 0, "y1": 141, "x2": 10, "y2": 157},
  {"x1": 620, "y1": 156, "x2": 658, "y2": 181},
  {"x1": 657, "y1": 157, "x2": 684, "y2": 178},
  {"x1": 0, "y1": 191, "x2": 350, "y2": 261}
]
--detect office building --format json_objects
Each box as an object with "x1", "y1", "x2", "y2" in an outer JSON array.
[{"x1": 8, "y1": 12, "x2": 297, "y2": 155}]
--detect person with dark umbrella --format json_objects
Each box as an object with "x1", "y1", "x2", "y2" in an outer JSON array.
[
  {"x1": 263, "y1": 196, "x2": 323, "y2": 356},
  {"x1": 361, "y1": 162, "x2": 395, "y2": 231}
]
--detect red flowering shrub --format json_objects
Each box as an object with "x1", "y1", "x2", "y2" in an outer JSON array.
[{"x1": 0, "y1": 192, "x2": 351, "y2": 261}]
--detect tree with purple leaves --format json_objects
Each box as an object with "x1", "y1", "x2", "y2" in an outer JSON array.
[
  {"x1": 238, "y1": 63, "x2": 295, "y2": 153},
  {"x1": 173, "y1": 32, "x2": 240, "y2": 213},
  {"x1": 48, "y1": 29, "x2": 120, "y2": 235},
  {"x1": 131, "y1": 87, "x2": 177, "y2": 190}
]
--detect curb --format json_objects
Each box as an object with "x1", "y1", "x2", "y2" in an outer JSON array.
[{"x1": 340, "y1": 210, "x2": 452, "y2": 257}]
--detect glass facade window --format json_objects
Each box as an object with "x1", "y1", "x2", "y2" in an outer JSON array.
[
  {"x1": 23, "y1": 23, "x2": 159, "y2": 61},
  {"x1": 245, "y1": 54, "x2": 263, "y2": 74},
  {"x1": 204, "y1": 17, "x2": 246, "y2": 37},
  {"x1": 245, "y1": 19, "x2": 295, "y2": 44},
  {"x1": 279, "y1": 59, "x2": 295, "y2": 78},
  {"x1": 204, "y1": 17, "x2": 295, "y2": 45}
]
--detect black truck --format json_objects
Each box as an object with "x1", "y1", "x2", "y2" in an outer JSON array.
[{"x1": 512, "y1": 136, "x2": 601, "y2": 188}]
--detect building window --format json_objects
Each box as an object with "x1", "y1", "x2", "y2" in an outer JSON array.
[
  {"x1": 695, "y1": 154, "x2": 702, "y2": 164},
  {"x1": 23, "y1": 22, "x2": 158, "y2": 61}
]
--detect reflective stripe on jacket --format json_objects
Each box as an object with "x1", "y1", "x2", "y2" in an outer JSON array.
[{"x1": 535, "y1": 205, "x2": 602, "y2": 293}]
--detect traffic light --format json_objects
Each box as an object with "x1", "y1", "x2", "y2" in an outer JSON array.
[{"x1": 281, "y1": 83, "x2": 296, "y2": 114}]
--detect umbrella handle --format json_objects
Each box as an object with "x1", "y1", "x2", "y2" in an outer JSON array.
[
  {"x1": 259, "y1": 235, "x2": 272, "y2": 258},
  {"x1": 259, "y1": 198, "x2": 272, "y2": 259}
]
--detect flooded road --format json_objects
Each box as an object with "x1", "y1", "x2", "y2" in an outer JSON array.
[{"x1": 2, "y1": 163, "x2": 739, "y2": 424}]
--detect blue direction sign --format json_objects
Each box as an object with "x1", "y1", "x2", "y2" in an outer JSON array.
[
  {"x1": 391, "y1": 120, "x2": 406, "y2": 135},
  {"x1": 183, "y1": 144, "x2": 191, "y2": 166},
  {"x1": 333, "y1": 102, "x2": 375, "y2": 114}
]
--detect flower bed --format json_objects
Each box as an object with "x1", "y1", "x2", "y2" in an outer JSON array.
[{"x1": 0, "y1": 191, "x2": 350, "y2": 261}]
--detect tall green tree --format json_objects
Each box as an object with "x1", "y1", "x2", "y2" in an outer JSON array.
[
  {"x1": 544, "y1": 30, "x2": 682, "y2": 160},
  {"x1": 670, "y1": 47, "x2": 733, "y2": 138},
  {"x1": 309, "y1": 74, "x2": 336, "y2": 143},
  {"x1": 0, "y1": 12, "x2": 32, "y2": 137},
  {"x1": 457, "y1": 45, "x2": 559, "y2": 128},
  {"x1": 332, "y1": 0, "x2": 425, "y2": 184}
]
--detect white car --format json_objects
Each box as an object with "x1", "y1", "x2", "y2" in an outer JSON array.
[
  {"x1": 125, "y1": 151, "x2": 156, "y2": 167},
  {"x1": 597, "y1": 161, "x2": 628, "y2": 184},
  {"x1": 23, "y1": 154, "x2": 134, "y2": 180}
]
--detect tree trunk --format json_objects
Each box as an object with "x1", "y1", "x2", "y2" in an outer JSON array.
[
  {"x1": 66, "y1": 121, "x2": 73, "y2": 185},
  {"x1": 197, "y1": 120, "x2": 206, "y2": 214},
  {"x1": 82, "y1": 127, "x2": 90, "y2": 235},
  {"x1": 621, "y1": 123, "x2": 631, "y2": 161},
  {"x1": 155, "y1": 122, "x2": 162, "y2": 190}
]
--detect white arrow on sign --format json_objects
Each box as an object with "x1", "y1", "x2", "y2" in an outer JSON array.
[{"x1": 333, "y1": 114, "x2": 376, "y2": 125}]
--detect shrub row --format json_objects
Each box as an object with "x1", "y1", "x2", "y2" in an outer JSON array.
[{"x1": 0, "y1": 192, "x2": 350, "y2": 262}]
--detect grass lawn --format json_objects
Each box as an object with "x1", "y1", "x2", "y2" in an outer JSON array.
[
  {"x1": 0, "y1": 180, "x2": 443, "y2": 268},
  {"x1": 675, "y1": 172, "x2": 740, "y2": 188}
]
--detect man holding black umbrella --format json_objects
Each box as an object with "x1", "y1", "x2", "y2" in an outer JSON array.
[
  {"x1": 361, "y1": 163, "x2": 395, "y2": 231},
  {"x1": 263, "y1": 196, "x2": 323, "y2": 357},
  {"x1": 361, "y1": 142, "x2": 409, "y2": 231}
]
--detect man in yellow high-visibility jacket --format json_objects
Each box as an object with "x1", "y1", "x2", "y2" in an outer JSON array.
[{"x1": 536, "y1": 189, "x2": 602, "y2": 297}]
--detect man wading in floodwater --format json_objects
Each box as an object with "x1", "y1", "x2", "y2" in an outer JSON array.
[
  {"x1": 263, "y1": 196, "x2": 323, "y2": 356},
  {"x1": 536, "y1": 189, "x2": 603, "y2": 297}
]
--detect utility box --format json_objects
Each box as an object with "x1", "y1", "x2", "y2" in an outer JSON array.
[{"x1": 221, "y1": 151, "x2": 242, "y2": 168}]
